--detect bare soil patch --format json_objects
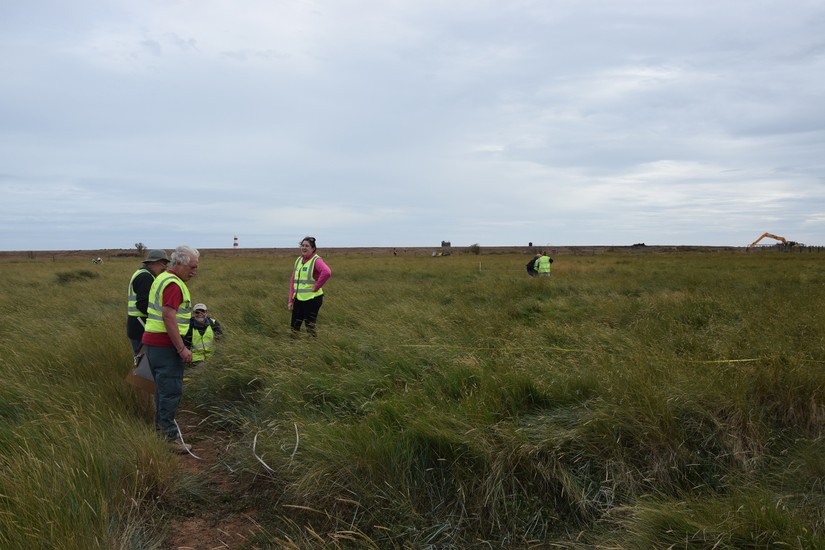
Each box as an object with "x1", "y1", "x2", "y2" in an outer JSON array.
[{"x1": 166, "y1": 410, "x2": 264, "y2": 550}]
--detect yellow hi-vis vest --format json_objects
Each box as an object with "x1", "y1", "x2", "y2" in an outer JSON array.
[
  {"x1": 190, "y1": 324, "x2": 215, "y2": 362},
  {"x1": 293, "y1": 255, "x2": 323, "y2": 301},
  {"x1": 536, "y1": 256, "x2": 552, "y2": 274},
  {"x1": 127, "y1": 267, "x2": 152, "y2": 317},
  {"x1": 144, "y1": 272, "x2": 192, "y2": 335}
]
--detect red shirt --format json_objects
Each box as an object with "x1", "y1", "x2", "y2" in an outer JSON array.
[{"x1": 141, "y1": 274, "x2": 184, "y2": 347}]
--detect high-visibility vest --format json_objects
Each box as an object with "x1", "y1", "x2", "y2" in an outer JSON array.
[
  {"x1": 190, "y1": 324, "x2": 215, "y2": 362},
  {"x1": 127, "y1": 267, "x2": 152, "y2": 317},
  {"x1": 293, "y1": 255, "x2": 323, "y2": 301},
  {"x1": 144, "y1": 272, "x2": 192, "y2": 336},
  {"x1": 536, "y1": 256, "x2": 552, "y2": 274}
]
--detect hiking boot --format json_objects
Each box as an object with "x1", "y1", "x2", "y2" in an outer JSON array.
[{"x1": 168, "y1": 440, "x2": 192, "y2": 454}]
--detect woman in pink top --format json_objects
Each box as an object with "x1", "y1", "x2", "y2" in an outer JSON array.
[{"x1": 288, "y1": 236, "x2": 332, "y2": 336}]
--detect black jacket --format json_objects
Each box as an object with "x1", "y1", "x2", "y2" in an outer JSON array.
[{"x1": 126, "y1": 267, "x2": 155, "y2": 341}]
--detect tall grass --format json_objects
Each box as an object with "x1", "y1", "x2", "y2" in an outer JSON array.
[
  {"x1": 0, "y1": 258, "x2": 180, "y2": 549},
  {"x1": 2, "y1": 251, "x2": 825, "y2": 547}
]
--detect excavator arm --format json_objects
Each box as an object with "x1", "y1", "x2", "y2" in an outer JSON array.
[{"x1": 749, "y1": 232, "x2": 788, "y2": 247}]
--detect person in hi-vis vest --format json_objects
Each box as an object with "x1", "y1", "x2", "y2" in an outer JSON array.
[
  {"x1": 288, "y1": 236, "x2": 332, "y2": 336},
  {"x1": 126, "y1": 249, "x2": 169, "y2": 356},
  {"x1": 535, "y1": 252, "x2": 553, "y2": 277},
  {"x1": 184, "y1": 302, "x2": 223, "y2": 366},
  {"x1": 142, "y1": 245, "x2": 200, "y2": 453}
]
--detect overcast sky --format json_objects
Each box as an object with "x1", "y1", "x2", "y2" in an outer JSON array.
[{"x1": 2, "y1": 1, "x2": 824, "y2": 250}]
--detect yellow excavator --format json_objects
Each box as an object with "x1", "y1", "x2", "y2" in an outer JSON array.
[{"x1": 748, "y1": 232, "x2": 802, "y2": 248}]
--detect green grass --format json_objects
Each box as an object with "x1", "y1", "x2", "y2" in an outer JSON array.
[{"x1": 2, "y1": 250, "x2": 825, "y2": 547}]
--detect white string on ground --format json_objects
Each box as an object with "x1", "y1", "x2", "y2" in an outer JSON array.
[
  {"x1": 253, "y1": 432, "x2": 276, "y2": 474},
  {"x1": 291, "y1": 422, "x2": 300, "y2": 463},
  {"x1": 174, "y1": 418, "x2": 203, "y2": 460}
]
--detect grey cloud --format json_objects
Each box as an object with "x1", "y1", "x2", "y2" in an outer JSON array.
[{"x1": 1, "y1": 0, "x2": 824, "y2": 249}]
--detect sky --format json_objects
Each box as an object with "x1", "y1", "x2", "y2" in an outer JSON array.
[{"x1": 2, "y1": 0, "x2": 824, "y2": 250}]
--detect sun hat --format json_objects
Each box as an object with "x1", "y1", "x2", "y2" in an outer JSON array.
[{"x1": 144, "y1": 249, "x2": 170, "y2": 263}]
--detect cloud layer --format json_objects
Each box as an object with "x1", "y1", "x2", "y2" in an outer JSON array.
[{"x1": 2, "y1": 0, "x2": 824, "y2": 249}]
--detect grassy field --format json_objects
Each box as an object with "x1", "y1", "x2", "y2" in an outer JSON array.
[{"x1": 1, "y1": 250, "x2": 824, "y2": 548}]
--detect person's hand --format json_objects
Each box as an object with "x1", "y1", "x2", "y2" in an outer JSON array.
[
  {"x1": 287, "y1": 302, "x2": 294, "y2": 311},
  {"x1": 178, "y1": 347, "x2": 193, "y2": 363}
]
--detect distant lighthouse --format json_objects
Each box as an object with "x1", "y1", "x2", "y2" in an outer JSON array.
[{"x1": 233, "y1": 235, "x2": 238, "y2": 249}]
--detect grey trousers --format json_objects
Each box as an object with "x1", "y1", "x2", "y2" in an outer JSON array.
[{"x1": 146, "y1": 345, "x2": 184, "y2": 441}]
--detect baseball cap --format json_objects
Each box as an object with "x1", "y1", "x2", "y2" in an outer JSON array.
[
  {"x1": 193, "y1": 303, "x2": 207, "y2": 312},
  {"x1": 144, "y1": 249, "x2": 169, "y2": 263}
]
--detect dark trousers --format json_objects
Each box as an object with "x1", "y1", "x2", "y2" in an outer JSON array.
[
  {"x1": 146, "y1": 345, "x2": 184, "y2": 441},
  {"x1": 291, "y1": 295, "x2": 323, "y2": 335},
  {"x1": 129, "y1": 338, "x2": 142, "y2": 355}
]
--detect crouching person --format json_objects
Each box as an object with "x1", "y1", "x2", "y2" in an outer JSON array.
[{"x1": 183, "y1": 303, "x2": 223, "y2": 378}]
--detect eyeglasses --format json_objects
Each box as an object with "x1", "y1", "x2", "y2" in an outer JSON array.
[{"x1": 194, "y1": 310, "x2": 206, "y2": 314}]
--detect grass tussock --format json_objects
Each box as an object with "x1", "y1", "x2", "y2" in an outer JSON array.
[
  {"x1": 2, "y1": 251, "x2": 825, "y2": 546},
  {"x1": 55, "y1": 269, "x2": 101, "y2": 285}
]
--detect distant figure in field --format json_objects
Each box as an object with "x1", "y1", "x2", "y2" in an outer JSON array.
[
  {"x1": 288, "y1": 236, "x2": 332, "y2": 337},
  {"x1": 126, "y1": 249, "x2": 169, "y2": 357},
  {"x1": 535, "y1": 251, "x2": 553, "y2": 277},
  {"x1": 142, "y1": 245, "x2": 200, "y2": 454},
  {"x1": 184, "y1": 302, "x2": 223, "y2": 368},
  {"x1": 526, "y1": 252, "x2": 541, "y2": 277},
  {"x1": 92, "y1": 257, "x2": 103, "y2": 264}
]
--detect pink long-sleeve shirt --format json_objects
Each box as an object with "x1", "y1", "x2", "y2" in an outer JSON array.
[{"x1": 288, "y1": 255, "x2": 331, "y2": 303}]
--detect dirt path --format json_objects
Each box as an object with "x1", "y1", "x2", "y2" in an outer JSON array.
[{"x1": 165, "y1": 410, "x2": 264, "y2": 549}]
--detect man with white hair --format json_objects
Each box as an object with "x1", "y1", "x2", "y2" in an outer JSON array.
[{"x1": 141, "y1": 245, "x2": 200, "y2": 453}]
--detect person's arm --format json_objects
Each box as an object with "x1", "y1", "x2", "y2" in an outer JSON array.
[
  {"x1": 183, "y1": 322, "x2": 194, "y2": 349},
  {"x1": 288, "y1": 268, "x2": 296, "y2": 309},
  {"x1": 162, "y1": 306, "x2": 191, "y2": 362},
  {"x1": 312, "y1": 258, "x2": 332, "y2": 291},
  {"x1": 161, "y1": 283, "x2": 192, "y2": 363},
  {"x1": 134, "y1": 272, "x2": 153, "y2": 315},
  {"x1": 211, "y1": 318, "x2": 223, "y2": 339}
]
